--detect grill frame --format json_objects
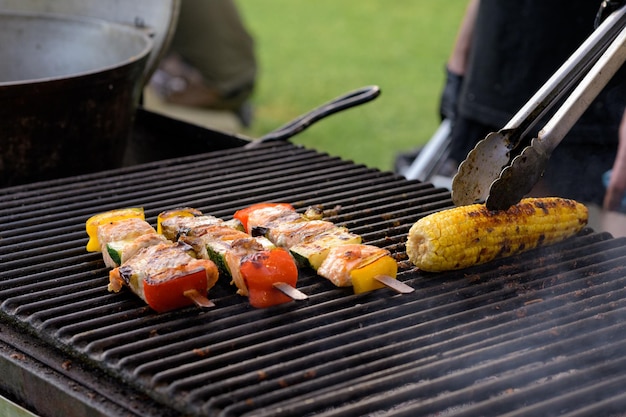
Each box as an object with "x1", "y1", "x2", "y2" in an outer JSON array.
[{"x1": 2, "y1": 138, "x2": 626, "y2": 417}]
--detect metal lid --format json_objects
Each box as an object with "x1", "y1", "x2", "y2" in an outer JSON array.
[{"x1": 0, "y1": 0, "x2": 179, "y2": 79}]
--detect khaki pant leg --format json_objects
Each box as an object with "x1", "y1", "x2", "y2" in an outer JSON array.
[{"x1": 170, "y1": 0, "x2": 257, "y2": 96}]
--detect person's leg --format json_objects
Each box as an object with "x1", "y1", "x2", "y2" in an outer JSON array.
[
  {"x1": 150, "y1": 0, "x2": 257, "y2": 126},
  {"x1": 170, "y1": 0, "x2": 257, "y2": 97}
]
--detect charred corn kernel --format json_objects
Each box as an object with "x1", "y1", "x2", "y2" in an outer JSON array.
[
  {"x1": 85, "y1": 207, "x2": 145, "y2": 252},
  {"x1": 406, "y1": 197, "x2": 588, "y2": 272}
]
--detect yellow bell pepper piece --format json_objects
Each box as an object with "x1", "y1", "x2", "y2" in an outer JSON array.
[
  {"x1": 85, "y1": 207, "x2": 144, "y2": 252},
  {"x1": 156, "y1": 207, "x2": 203, "y2": 235},
  {"x1": 350, "y1": 254, "x2": 398, "y2": 294}
]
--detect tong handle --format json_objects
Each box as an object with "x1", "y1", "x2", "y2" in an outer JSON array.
[
  {"x1": 501, "y1": 5, "x2": 626, "y2": 148},
  {"x1": 596, "y1": 1, "x2": 626, "y2": 27},
  {"x1": 452, "y1": 5, "x2": 626, "y2": 208},
  {"x1": 485, "y1": 17, "x2": 626, "y2": 210},
  {"x1": 536, "y1": 22, "x2": 626, "y2": 154}
]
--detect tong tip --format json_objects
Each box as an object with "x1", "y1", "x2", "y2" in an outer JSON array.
[
  {"x1": 451, "y1": 131, "x2": 512, "y2": 206},
  {"x1": 485, "y1": 144, "x2": 549, "y2": 211}
]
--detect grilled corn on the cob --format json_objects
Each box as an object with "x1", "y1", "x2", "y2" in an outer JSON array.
[{"x1": 406, "y1": 197, "x2": 588, "y2": 272}]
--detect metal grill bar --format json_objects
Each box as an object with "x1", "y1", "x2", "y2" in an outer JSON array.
[{"x1": 1, "y1": 141, "x2": 626, "y2": 417}]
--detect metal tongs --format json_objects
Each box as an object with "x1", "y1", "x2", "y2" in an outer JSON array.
[{"x1": 451, "y1": 4, "x2": 626, "y2": 210}]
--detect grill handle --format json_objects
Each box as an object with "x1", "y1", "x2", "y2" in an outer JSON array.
[{"x1": 244, "y1": 85, "x2": 381, "y2": 148}]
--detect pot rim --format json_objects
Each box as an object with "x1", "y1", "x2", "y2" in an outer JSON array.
[{"x1": 0, "y1": 10, "x2": 154, "y2": 87}]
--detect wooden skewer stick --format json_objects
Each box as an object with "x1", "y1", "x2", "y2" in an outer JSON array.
[
  {"x1": 374, "y1": 275, "x2": 415, "y2": 294},
  {"x1": 273, "y1": 282, "x2": 308, "y2": 300},
  {"x1": 184, "y1": 289, "x2": 216, "y2": 308}
]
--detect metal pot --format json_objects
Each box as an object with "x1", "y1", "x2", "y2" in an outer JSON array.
[{"x1": 0, "y1": 12, "x2": 153, "y2": 186}]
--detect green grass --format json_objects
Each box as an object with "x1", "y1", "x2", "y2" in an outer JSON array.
[{"x1": 237, "y1": 0, "x2": 466, "y2": 172}]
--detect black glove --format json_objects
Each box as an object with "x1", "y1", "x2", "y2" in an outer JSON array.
[
  {"x1": 439, "y1": 67, "x2": 464, "y2": 122},
  {"x1": 595, "y1": 0, "x2": 626, "y2": 28}
]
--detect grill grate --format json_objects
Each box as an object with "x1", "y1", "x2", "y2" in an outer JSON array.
[{"x1": 1, "y1": 141, "x2": 626, "y2": 416}]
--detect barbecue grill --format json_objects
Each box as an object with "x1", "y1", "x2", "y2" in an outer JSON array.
[{"x1": 2, "y1": 104, "x2": 626, "y2": 417}]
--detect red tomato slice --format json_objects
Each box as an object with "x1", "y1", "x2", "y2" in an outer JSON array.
[
  {"x1": 240, "y1": 248, "x2": 298, "y2": 308},
  {"x1": 143, "y1": 268, "x2": 210, "y2": 313}
]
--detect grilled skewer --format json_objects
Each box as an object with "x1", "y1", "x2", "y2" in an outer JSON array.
[
  {"x1": 158, "y1": 208, "x2": 307, "y2": 308},
  {"x1": 234, "y1": 203, "x2": 414, "y2": 294},
  {"x1": 86, "y1": 208, "x2": 218, "y2": 312}
]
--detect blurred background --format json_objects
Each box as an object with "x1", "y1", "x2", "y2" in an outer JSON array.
[
  {"x1": 144, "y1": 1, "x2": 465, "y2": 173},
  {"x1": 141, "y1": 0, "x2": 626, "y2": 236}
]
